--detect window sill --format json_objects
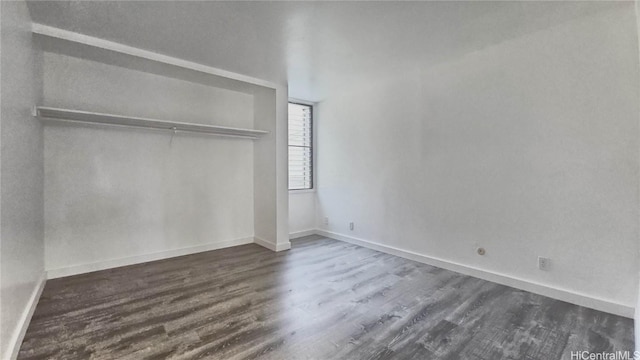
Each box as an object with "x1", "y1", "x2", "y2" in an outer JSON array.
[{"x1": 289, "y1": 189, "x2": 316, "y2": 194}]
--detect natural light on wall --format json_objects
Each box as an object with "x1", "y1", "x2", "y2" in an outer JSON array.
[{"x1": 288, "y1": 102, "x2": 313, "y2": 190}]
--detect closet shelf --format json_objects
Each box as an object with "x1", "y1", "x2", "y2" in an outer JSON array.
[{"x1": 34, "y1": 106, "x2": 269, "y2": 139}]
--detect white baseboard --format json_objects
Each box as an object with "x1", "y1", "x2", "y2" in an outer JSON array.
[
  {"x1": 46, "y1": 237, "x2": 254, "y2": 279},
  {"x1": 7, "y1": 273, "x2": 46, "y2": 360},
  {"x1": 40, "y1": 229, "x2": 632, "y2": 317},
  {"x1": 289, "y1": 229, "x2": 317, "y2": 240},
  {"x1": 254, "y1": 236, "x2": 291, "y2": 252},
  {"x1": 315, "y1": 229, "x2": 634, "y2": 318}
]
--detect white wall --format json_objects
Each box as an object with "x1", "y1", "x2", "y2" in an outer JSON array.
[
  {"x1": 42, "y1": 51, "x2": 257, "y2": 273},
  {"x1": 253, "y1": 86, "x2": 278, "y2": 247},
  {"x1": 317, "y1": 5, "x2": 639, "y2": 316},
  {"x1": 0, "y1": 0, "x2": 45, "y2": 358},
  {"x1": 289, "y1": 192, "x2": 316, "y2": 235},
  {"x1": 253, "y1": 83, "x2": 290, "y2": 251},
  {"x1": 634, "y1": 0, "x2": 640, "y2": 350}
]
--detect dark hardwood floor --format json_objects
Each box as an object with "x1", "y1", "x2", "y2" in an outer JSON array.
[{"x1": 19, "y1": 235, "x2": 633, "y2": 359}]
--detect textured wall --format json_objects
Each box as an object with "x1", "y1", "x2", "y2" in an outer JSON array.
[
  {"x1": 316, "y1": 6, "x2": 639, "y2": 313},
  {"x1": 0, "y1": 0, "x2": 45, "y2": 357},
  {"x1": 42, "y1": 52, "x2": 256, "y2": 272}
]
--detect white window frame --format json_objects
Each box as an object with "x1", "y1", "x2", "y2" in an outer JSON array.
[{"x1": 288, "y1": 98, "x2": 316, "y2": 192}]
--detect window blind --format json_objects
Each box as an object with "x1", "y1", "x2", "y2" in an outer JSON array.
[{"x1": 288, "y1": 102, "x2": 313, "y2": 190}]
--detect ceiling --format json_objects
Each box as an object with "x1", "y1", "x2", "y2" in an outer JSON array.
[{"x1": 27, "y1": 1, "x2": 625, "y2": 101}]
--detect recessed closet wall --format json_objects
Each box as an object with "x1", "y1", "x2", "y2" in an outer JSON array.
[
  {"x1": 37, "y1": 34, "x2": 286, "y2": 277},
  {"x1": 42, "y1": 51, "x2": 255, "y2": 273}
]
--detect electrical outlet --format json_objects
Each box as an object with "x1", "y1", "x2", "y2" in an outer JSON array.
[
  {"x1": 323, "y1": 217, "x2": 329, "y2": 226},
  {"x1": 538, "y1": 257, "x2": 551, "y2": 271},
  {"x1": 349, "y1": 222, "x2": 354, "y2": 231}
]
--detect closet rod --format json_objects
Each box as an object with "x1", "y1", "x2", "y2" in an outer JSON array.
[{"x1": 34, "y1": 106, "x2": 268, "y2": 139}]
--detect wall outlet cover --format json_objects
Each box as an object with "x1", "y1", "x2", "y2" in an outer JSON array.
[{"x1": 538, "y1": 257, "x2": 551, "y2": 271}]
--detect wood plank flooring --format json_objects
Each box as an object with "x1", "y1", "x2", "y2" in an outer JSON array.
[{"x1": 19, "y1": 235, "x2": 633, "y2": 359}]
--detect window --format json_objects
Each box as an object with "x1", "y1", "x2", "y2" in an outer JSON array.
[{"x1": 288, "y1": 102, "x2": 313, "y2": 190}]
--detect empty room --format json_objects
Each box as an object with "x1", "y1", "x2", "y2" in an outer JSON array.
[{"x1": 1, "y1": 1, "x2": 639, "y2": 359}]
